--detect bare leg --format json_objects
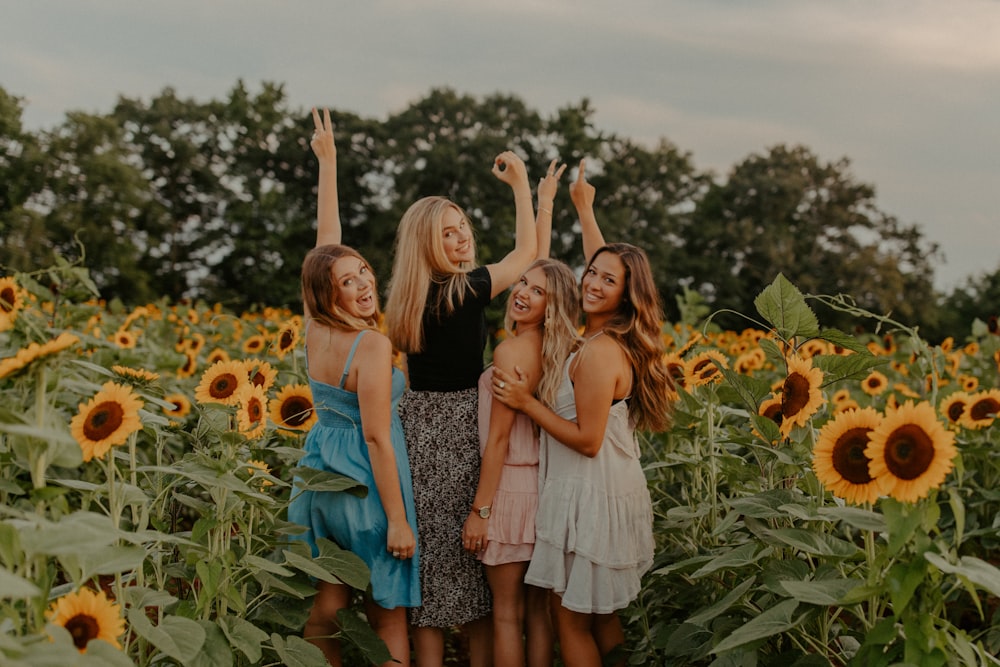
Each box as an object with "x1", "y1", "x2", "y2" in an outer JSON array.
[
  {"x1": 486, "y1": 562, "x2": 527, "y2": 667},
  {"x1": 412, "y1": 625, "x2": 444, "y2": 667},
  {"x1": 593, "y1": 612, "x2": 625, "y2": 667},
  {"x1": 553, "y1": 599, "x2": 600, "y2": 667},
  {"x1": 524, "y1": 585, "x2": 554, "y2": 667},
  {"x1": 364, "y1": 600, "x2": 412, "y2": 667},
  {"x1": 464, "y1": 614, "x2": 494, "y2": 667},
  {"x1": 303, "y1": 581, "x2": 350, "y2": 666}
]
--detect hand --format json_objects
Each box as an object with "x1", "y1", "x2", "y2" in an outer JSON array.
[
  {"x1": 492, "y1": 150, "x2": 529, "y2": 189},
  {"x1": 537, "y1": 159, "x2": 567, "y2": 211},
  {"x1": 492, "y1": 366, "x2": 531, "y2": 410},
  {"x1": 310, "y1": 107, "x2": 336, "y2": 165},
  {"x1": 387, "y1": 520, "x2": 416, "y2": 560},
  {"x1": 569, "y1": 158, "x2": 595, "y2": 213},
  {"x1": 462, "y1": 513, "x2": 488, "y2": 554}
]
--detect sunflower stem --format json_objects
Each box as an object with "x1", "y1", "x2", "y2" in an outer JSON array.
[{"x1": 30, "y1": 364, "x2": 48, "y2": 491}]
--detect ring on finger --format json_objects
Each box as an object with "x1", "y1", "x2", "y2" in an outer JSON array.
[{"x1": 498, "y1": 381, "x2": 506, "y2": 389}]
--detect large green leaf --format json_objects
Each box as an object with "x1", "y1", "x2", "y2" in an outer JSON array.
[
  {"x1": 816, "y1": 505, "x2": 887, "y2": 532},
  {"x1": 186, "y1": 620, "x2": 234, "y2": 667},
  {"x1": 282, "y1": 538, "x2": 369, "y2": 590},
  {"x1": 218, "y1": 615, "x2": 269, "y2": 664},
  {"x1": 753, "y1": 274, "x2": 819, "y2": 341},
  {"x1": 757, "y1": 527, "x2": 860, "y2": 558},
  {"x1": 686, "y1": 576, "x2": 757, "y2": 626},
  {"x1": 0, "y1": 567, "x2": 41, "y2": 598},
  {"x1": 925, "y1": 553, "x2": 1000, "y2": 598},
  {"x1": 712, "y1": 599, "x2": 802, "y2": 653},
  {"x1": 779, "y1": 577, "x2": 864, "y2": 605},
  {"x1": 812, "y1": 353, "x2": 885, "y2": 386},
  {"x1": 337, "y1": 608, "x2": 393, "y2": 665},
  {"x1": 127, "y1": 609, "x2": 206, "y2": 663},
  {"x1": 269, "y1": 633, "x2": 328, "y2": 667},
  {"x1": 289, "y1": 466, "x2": 368, "y2": 495},
  {"x1": 691, "y1": 543, "x2": 766, "y2": 578}
]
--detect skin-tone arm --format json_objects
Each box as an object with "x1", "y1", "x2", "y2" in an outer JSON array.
[
  {"x1": 462, "y1": 340, "x2": 540, "y2": 552},
  {"x1": 355, "y1": 333, "x2": 417, "y2": 560},
  {"x1": 492, "y1": 335, "x2": 630, "y2": 457},
  {"x1": 486, "y1": 151, "x2": 537, "y2": 298},
  {"x1": 311, "y1": 107, "x2": 342, "y2": 248},
  {"x1": 570, "y1": 158, "x2": 606, "y2": 263},
  {"x1": 535, "y1": 159, "x2": 567, "y2": 260}
]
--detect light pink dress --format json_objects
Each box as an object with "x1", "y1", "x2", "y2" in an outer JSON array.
[{"x1": 476, "y1": 366, "x2": 539, "y2": 566}]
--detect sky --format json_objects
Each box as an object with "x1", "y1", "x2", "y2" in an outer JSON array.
[{"x1": 3, "y1": 0, "x2": 998, "y2": 292}]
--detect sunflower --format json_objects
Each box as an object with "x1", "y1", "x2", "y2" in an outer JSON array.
[
  {"x1": 194, "y1": 360, "x2": 248, "y2": 406},
  {"x1": 273, "y1": 321, "x2": 301, "y2": 360},
  {"x1": 861, "y1": 370, "x2": 889, "y2": 396},
  {"x1": 70, "y1": 382, "x2": 144, "y2": 462},
  {"x1": 892, "y1": 383, "x2": 920, "y2": 400},
  {"x1": 675, "y1": 331, "x2": 703, "y2": 357},
  {"x1": 235, "y1": 383, "x2": 268, "y2": 438},
  {"x1": 734, "y1": 348, "x2": 766, "y2": 375},
  {"x1": 242, "y1": 334, "x2": 267, "y2": 355},
  {"x1": 834, "y1": 398, "x2": 861, "y2": 414},
  {"x1": 206, "y1": 347, "x2": 230, "y2": 365},
  {"x1": 939, "y1": 392, "x2": 970, "y2": 429},
  {"x1": 246, "y1": 459, "x2": 274, "y2": 487},
  {"x1": 176, "y1": 351, "x2": 198, "y2": 378},
  {"x1": 112, "y1": 329, "x2": 137, "y2": 349},
  {"x1": 754, "y1": 394, "x2": 784, "y2": 442},
  {"x1": 0, "y1": 333, "x2": 81, "y2": 379},
  {"x1": 958, "y1": 374, "x2": 979, "y2": 392},
  {"x1": 111, "y1": 365, "x2": 160, "y2": 384},
  {"x1": 799, "y1": 339, "x2": 828, "y2": 359},
  {"x1": 245, "y1": 360, "x2": 278, "y2": 393},
  {"x1": 865, "y1": 400, "x2": 957, "y2": 503},
  {"x1": 46, "y1": 587, "x2": 125, "y2": 653},
  {"x1": 684, "y1": 350, "x2": 728, "y2": 387},
  {"x1": 270, "y1": 383, "x2": 317, "y2": 434},
  {"x1": 831, "y1": 388, "x2": 852, "y2": 405},
  {"x1": 779, "y1": 355, "x2": 825, "y2": 436},
  {"x1": 812, "y1": 407, "x2": 882, "y2": 505},
  {"x1": 961, "y1": 389, "x2": 1000, "y2": 430},
  {"x1": 0, "y1": 276, "x2": 25, "y2": 331},
  {"x1": 662, "y1": 352, "x2": 687, "y2": 390},
  {"x1": 964, "y1": 341, "x2": 980, "y2": 356},
  {"x1": 163, "y1": 392, "x2": 192, "y2": 419}
]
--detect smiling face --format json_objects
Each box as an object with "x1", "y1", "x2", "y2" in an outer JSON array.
[
  {"x1": 508, "y1": 265, "x2": 548, "y2": 329},
  {"x1": 331, "y1": 255, "x2": 377, "y2": 319},
  {"x1": 581, "y1": 250, "x2": 627, "y2": 318},
  {"x1": 441, "y1": 206, "x2": 474, "y2": 265}
]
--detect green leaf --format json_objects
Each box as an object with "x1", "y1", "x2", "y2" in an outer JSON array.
[
  {"x1": 269, "y1": 633, "x2": 329, "y2": 667},
  {"x1": 816, "y1": 505, "x2": 887, "y2": 532},
  {"x1": 290, "y1": 466, "x2": 368, "y2": 495},
  {"x1": 283, "y1": 538, "x2": 369, "y2": 590},
  {"x1": 127, "y1": 609, "x2": 206, "y2": 663},
  {"x1": 686, "y1": 576, "x2": 756, "y2": 626},
  {"x1": 242, "y1": 554, "x2": 295, "y2": 577},
  {"x1": 218, "y1": 615, "x2": 269, "y2": 663},
  {"x1": 691, "y1": 544, "x2": 765, "y2": 578},
  {"x1": 186, "y1": 619, "x2": 234, "y2": 667},
  {"x1": 757, "y1": 527, "x2": 860, "y2": 558},
  {"x1": 815, "y1": 327, "x2": 871, "y2": 354},
  {"x1": 753, "y1": 274, "x2": 819, "y2": 341},
  {"x1": 712, "y1": 599, "x2": 802, "y2": 653},
  {"x1": 717, "y1": 366, "x2": 773, "y2": 412},
  {"x1": 17, "y1": 512, "x2": 120, "y2": 557},
  {"x1": 0, "y1": 566, "x2": 41, "y2": 598},
  {"x1": 887, "y1": 559, "x2": 927, "y2": 612},
  {"x1": 812, "y1": 353, "x2": 885, "y2": 386},
  {"x1": 924, "y1": 553, "x2": 1000, "y2": 598},
  {"x1": 65, "y1": 544, "x2": 146, "y2": 581},
  {"x1": 337, "y1": 608, "x2": 393, "y2": 665},
  {"x1": 779, "y1": 577, "x2": 864, "y2": 605}
]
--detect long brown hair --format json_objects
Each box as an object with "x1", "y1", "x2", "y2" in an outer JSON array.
[
  {"x1": 587, "y1": 243, "x2": 672, "y2": 432},
  {"x1": 302, "y1": 244, "x2": 380, "y2": 332}
]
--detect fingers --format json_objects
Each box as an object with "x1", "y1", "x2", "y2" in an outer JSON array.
[
  {"x1": 576, "y1": 158, "x2": 587, "y2": 183},
  {"x1": 554, "y1": 163, "x2": 567, "y2": 179},
  {"x1": 311, "y1": 107, "x2": 322, "y2": 131},
  {"x1": 323, "y1": 107, "x2": 332, "y2": 131}
]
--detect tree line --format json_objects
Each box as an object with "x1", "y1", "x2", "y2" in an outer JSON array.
[{"x1": 1, "y1": 81, "x2": 997, "y2": 340}]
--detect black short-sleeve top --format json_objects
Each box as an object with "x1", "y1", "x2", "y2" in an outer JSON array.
[{"x1": 406, "y1": 266, "x2": 492, "y2": 392}]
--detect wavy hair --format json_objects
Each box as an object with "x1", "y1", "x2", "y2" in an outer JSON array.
[
  {"x1": 384, "y1": 196, "x2": 478, "y2": 353},
  {"x1": 503, "y1": 259, "x2": 581, "y2": 408},
  {"x1": 587, "y1": 243, "x2": 672, "y2": 432},
  {"x1": 302, "y1": 244, "x2": 379, "y2": 332}
]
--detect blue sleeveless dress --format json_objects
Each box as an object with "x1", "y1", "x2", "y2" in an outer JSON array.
[{"x1": 288, "y1": 328, "x2": 421, "y2": 609}]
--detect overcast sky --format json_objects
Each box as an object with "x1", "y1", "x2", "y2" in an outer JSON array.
[{"x1": 3, "y1": 0, "x2": 998, "y2": 291}]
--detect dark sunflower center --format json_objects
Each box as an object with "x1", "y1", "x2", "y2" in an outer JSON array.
[
  {"x1": 762, "y1": 402, "x2": 783, "y2": 425},
  {"x1": 692, "y1": 360, "x2": 716, "y2": 379},
  {"x1": 281, "y1": 397, "x2": 312, "y2": 426},
  {"x1": 867, "y1": 377, "x2": 882, "y2": 389},
  {"x1": 279, "y1": 330, "x2": 294, "y2": 349},
  {"x1": 210, "y1": 373, "x2": 238, "y2": 399},
  {"x1": 0, "y1": 287, "x2": 15, "y2": 312},
  {"x1": 832, "y1": 427, "x2": 874, "y2": 484},
  {"x1": 65, "y1": 613, "x2": 100, "y2": 649},
  {"x1": 248, "y1": 399, "x2": 263, "y2": 421},
  {"x1": 781, "y1": 374, "x2": 809, "y2": 417},
  {"x1": 946, "y1": 400, "x2": 967, "y2": 423},
  {"x1": 667, "y1": 364, "x2": 684, "y2": 381},
  {"x1": 970, "y1": 398, "x2": 999, "y2": 421},
  {"x1": 84, "y1": 401, "x2": 124, "y2": 440},
  {"x1": 883, "y1": 424, "x2": 935, "y2": 481},
  {"x1": 250, "y1": 371, "x2": 265, "y2": 387}
]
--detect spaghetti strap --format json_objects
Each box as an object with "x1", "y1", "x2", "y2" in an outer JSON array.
[{"x1": 339, "y1": 330, "x2": 369, "y2": 389}]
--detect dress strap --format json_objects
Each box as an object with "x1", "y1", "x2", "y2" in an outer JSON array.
[{"x1": 339, "y1": 330, "x2": 369, "y2": 389}]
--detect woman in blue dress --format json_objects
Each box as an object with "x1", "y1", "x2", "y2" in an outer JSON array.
[{"x1": 288, "y1": 108, "x2": 419, "y2": 666}]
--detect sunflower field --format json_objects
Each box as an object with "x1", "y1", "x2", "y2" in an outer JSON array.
[{"x1": 2, "y1": 260, "x2": 999, "y2": 666}]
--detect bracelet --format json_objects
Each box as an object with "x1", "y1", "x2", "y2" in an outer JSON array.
[{"x1": 537, "y1": 207, "x2": 552, "y2": 216}]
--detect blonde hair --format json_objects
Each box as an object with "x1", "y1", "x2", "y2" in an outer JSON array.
[
  {"x1": 302, "y1": 245, "x2": 380, "y2": 332},
  {"x1": 385, "y1": 196, "x2": 478, "y2": 353},
  {"x1": 588, "y1": 244, "x2": 673, "y2": 432},
  {"x1": 504, "y1": 259, "x2": 581, "y2": 408}
]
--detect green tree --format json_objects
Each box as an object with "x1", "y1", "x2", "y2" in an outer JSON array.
[{"x1": 679, "y1": 144, "x2": 941, "y2": 332}]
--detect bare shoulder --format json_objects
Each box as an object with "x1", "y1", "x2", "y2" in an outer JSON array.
[{"x1": 356, "y1": 329, "x2": 393, "y2": 362}]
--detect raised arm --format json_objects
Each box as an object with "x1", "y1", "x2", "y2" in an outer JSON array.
[
  {"x1": 569, "y1": 159, "x2": 605, "y2": 263},
  {"x1": 535, "y1": 159, "x2": 566, "y2": 260},
  {"x1": 486, "y1": 151, "x2": 536, "y2": 298},
  {"x1": 311, "y1": 107, "x2": 341, "y2": 248}
]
